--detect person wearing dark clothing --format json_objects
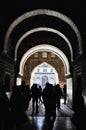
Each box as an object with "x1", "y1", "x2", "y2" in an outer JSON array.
[
  {"x1": 38, "y1": 85, "x2": 43, "y2": 104},
  {"x1": 63, "y1": 84, "x2": 67, "y2": 104},
  {"x1": 9, "y1": 85, "x2": 28, "y2": 130},
  {"x1": 54, "y1": 84, "x2": 63, "y2": 111},
  {"x1": 31, "y1": 83, "x2": 39, "y2": 114},
  {"x1": 42, "y1": 82, "x2": 57, "y2": 129},
  {"x1": 25, "y1": 85, "x2": 32, "y2": 107},
  {"x1": 20, "y1": 81, "x2": 31, "y2": 110},
  {"x1": 71, "y1": 85, "x2": 86, "y2": 130}
]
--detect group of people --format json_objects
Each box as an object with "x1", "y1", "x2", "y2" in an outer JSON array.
[
  {"x1": 30, "y1": 83, "x2": 43, "y2": 114},
  {"x1": 31, "y1": 82, "x2": 67, "y2": 113},
  {"x1": 26, "y1": 82, "x2": 65, "y2": 129},
  {"x1": 30, "y1": 82, "x2": 67, "y2": 128},
  {"x1": 0, "y1": 81, "x2": 31, "y2": 130},
  {"x1": 0, "y1": 80, "x2": 67, "y2": 130},
  {"x1": 1, "y1": 79, "x2": 86, "y2": 130}
]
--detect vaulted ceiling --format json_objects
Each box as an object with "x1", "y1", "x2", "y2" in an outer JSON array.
[
  {"x1": 0, "y1": 0, "x2": 85, "y2": 91},
  {"x1": 0, "y1": 0, "x2": 86, "y2": 65}
]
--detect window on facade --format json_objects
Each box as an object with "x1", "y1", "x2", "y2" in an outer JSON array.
[
  {"x1": 37, "y1": 69, "x2": 40, "y2": 72},
  {"x1": 43, "y1": 69, "x2": 47, "y2": 73},
  {"x1": 51, "y1": 69, "x2": 53, "y2": 72}
]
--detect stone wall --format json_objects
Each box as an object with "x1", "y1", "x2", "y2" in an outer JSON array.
[{"x1": 73, "y1": 54, "x2": 86, "y2": 106}]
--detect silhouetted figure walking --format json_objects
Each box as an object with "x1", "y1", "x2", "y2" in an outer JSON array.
[
  {"x1": 63, "y1": 84, "x2": 67, "y2": 104},
  {"x1": 38, "y1": 85, "x2": 43, "y2": 104},
  {"x1": 54, "y1": 84, "x2": 63, "y2": 111},
  {"x1": 42, "y1": 82, "x2": 57, "y2": 129},
  {"x1": 31, "y1": 83, "x2": 39, "y2": 114},
  {"x1": 20, "y1": 81, "x2": 31, "y2": 110}
]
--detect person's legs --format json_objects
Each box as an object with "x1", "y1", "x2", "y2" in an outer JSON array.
[
  {"x1": 36, "y1": 98, "x2": 39, "y2": 113},
  {"x1": 57, "y1": 98, "x2": 60, "y2": 110},
  {"x1": 32, "y1": 98, "x2": 35, "y2": 114},
  {"x1": 64, "y1": 95, "x2": 66, "y2": 104}
]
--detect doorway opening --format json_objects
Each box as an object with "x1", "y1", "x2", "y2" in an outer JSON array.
[{"x1": 30, "y1": 62, "x2": 59, "y2": 89}]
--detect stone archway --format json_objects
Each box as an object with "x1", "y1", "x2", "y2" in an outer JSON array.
[
  {"x1": 17, "y1": 44, "x2": 73, "y2": 108},
  {"x1": 19, "y1": 44, "x2": 70, "y2": 76},
  {"x1": 4, "y1": 9, "x2": 82, "y2": 56}
]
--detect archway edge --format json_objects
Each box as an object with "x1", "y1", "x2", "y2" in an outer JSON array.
[
  {"x1": 15, "y1": 27, "x2": 73, "y2": 61},
  {"x1": 30, "y1": 62, "x2": 59, "y2": 87},
  {"x1": 4, "y1": 9, "x2": 82, "y2": 54},
  {"x1": 19, "y1": 44, "x2": 70, "y2": 77}
]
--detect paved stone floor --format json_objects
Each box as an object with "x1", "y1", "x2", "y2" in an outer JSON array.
[
  {"x1": 20, "y1": 99, "x2": 76, "y2": 130},
  {"x1": 20, "y1": 116, "x2": 76, "y2": 130},
  {"x1": 25, "y1": 99, "x2": 74, "y2": 117},
  {"x1": 9, "y1": 99, "x2": 77, "y2": 130}
]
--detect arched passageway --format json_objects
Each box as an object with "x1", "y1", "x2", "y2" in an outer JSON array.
[
  {"x1": 1, "y1": 9, "x2": 82, "y2": 99},
  {"x1": 0, "y1": 1, "x2": 86, "y2": 130},
  {"x1": 16, "y1": 44, "x2": 73, "y2": 108},
  {"x1": 0, "y1": 8, "x2": 85, "y2": 118},
  {"x1": 0, "y1": 7, "x2": 86, "y2": 130}
]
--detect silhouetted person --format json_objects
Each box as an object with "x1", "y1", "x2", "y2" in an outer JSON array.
[
  {"x1": 38, "y1": 85, "x2": 43, "y2": 104},
  {"x1": 42, "y1": 82, "x2": 57, "y2": 129},
  {"x1": 20, "y1": 81, "x2": 31, "y2": 110},
  {"x1": 31, "y1": 83, "x2": 39, "y2": 114},
  {"x1": 72, "y1": 85, "x2": 86, "y2": 130},
  {"x1": 9, "y1": 85, "x2": 28, "y2": 130},
  {"x1": 63, "y1": 84, "x2": 67, "y2": 104},
  {"x1": 0, "y1": 83, "x2": 10, "y2": 130},
  {"x1": 25, "y1": 84, "x2": 32, "y2": 107},
  {"x1": 54, "y1": 84, "x2": 63, "y2": 111}
]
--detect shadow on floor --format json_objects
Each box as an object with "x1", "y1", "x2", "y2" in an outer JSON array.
[{"x1": 25, "y1": 99, "x2": 74, "y2": 117}]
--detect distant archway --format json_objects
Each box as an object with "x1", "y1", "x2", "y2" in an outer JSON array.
[
  {"x1": 19, "y1": 44, "x2": 70, "y2": 77},
  {"x1": 30, "y1": 62, "x2": 59, "y2": 88}
]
